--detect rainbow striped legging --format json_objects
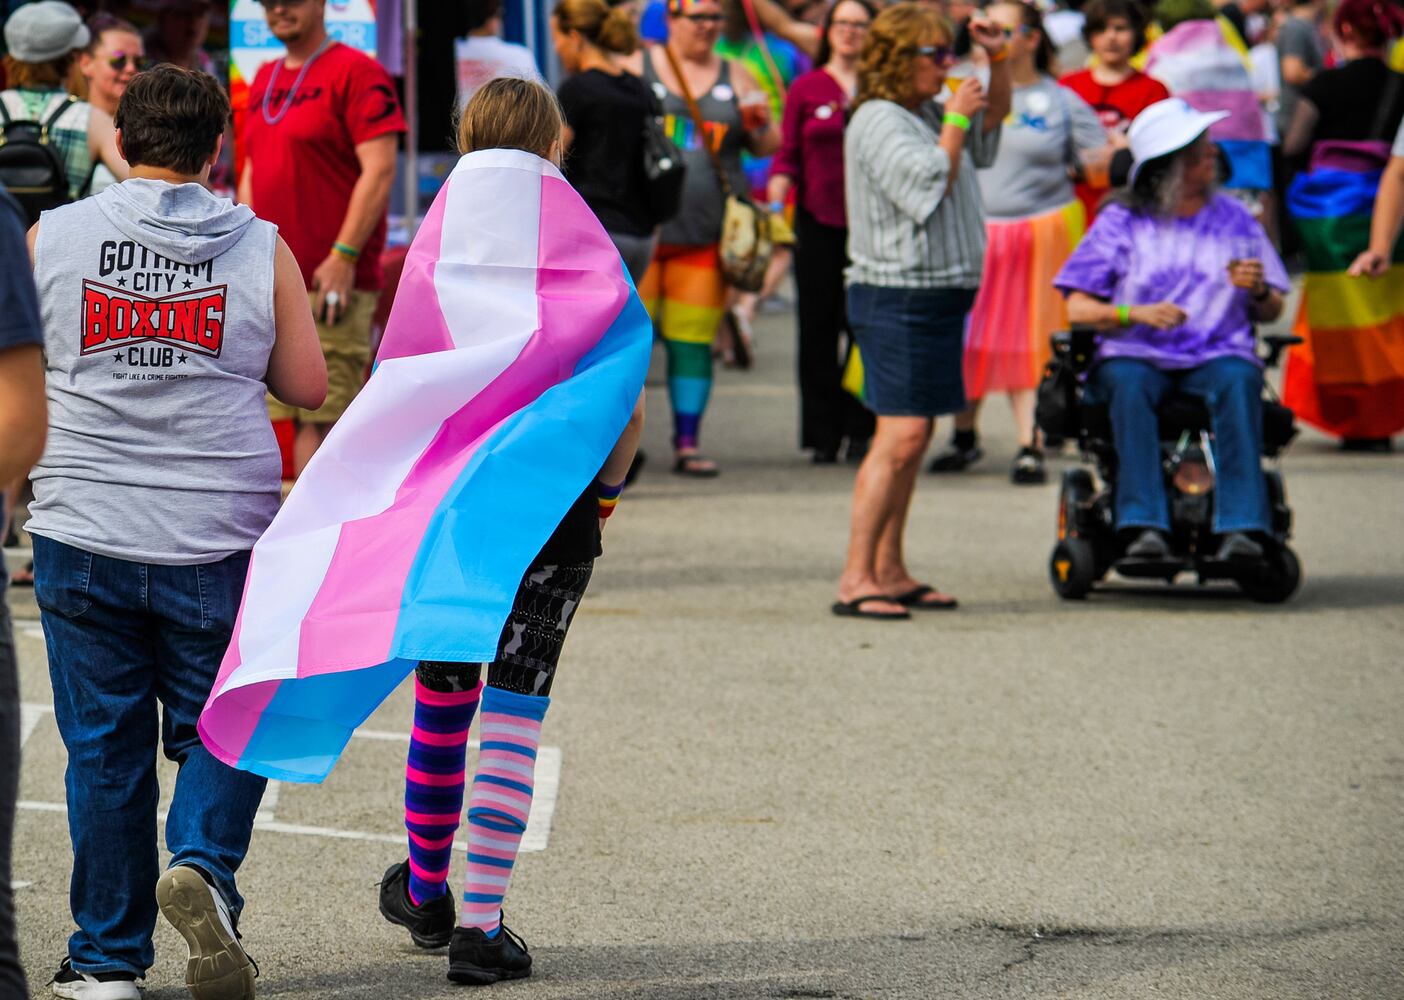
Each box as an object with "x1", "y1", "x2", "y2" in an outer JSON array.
[{"x1": 638, "y1": 242, "x2": 727, "y2": 452}]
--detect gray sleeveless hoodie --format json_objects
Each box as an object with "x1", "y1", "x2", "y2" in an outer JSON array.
[{"x1": 29, "y1": 179, "x2": 281, "y2": 564}]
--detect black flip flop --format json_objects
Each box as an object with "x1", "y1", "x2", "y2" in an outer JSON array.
[
  {"x1": 831, "y1": 595, "x2": 911, "y2": 620},
  {"x1": 893, "y1": 585, "x2": 958, "y2": 610},
  {"x1": 672, "y1": 453, "x2": 719, "y2": 478}
]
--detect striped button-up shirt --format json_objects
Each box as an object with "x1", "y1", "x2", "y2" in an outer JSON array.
[{"x1": 845, "y1": 99, "x2": 1000, "y2": 290}]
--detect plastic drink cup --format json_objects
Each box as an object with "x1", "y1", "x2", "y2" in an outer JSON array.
[
  {"x1": 740, "y1": 91, "x2": 770, "y2": 131},
  {"x1": 1228, "y1": 236, "x2": 1261, "y2": 289}
]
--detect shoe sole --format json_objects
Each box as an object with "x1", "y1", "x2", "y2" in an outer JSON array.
[
  {"x1": 446, "y1": 963, "x2": 531, "y2": 987},
  {"x1": 51, "y1": 979, "x2": 141, "y2": 1000},
  {"x1": 156, "y1": 867, "x2": 256, "y2": 1000},
  {"x1": 378, "y1": 897, "x2": 453, "y2": 949}
]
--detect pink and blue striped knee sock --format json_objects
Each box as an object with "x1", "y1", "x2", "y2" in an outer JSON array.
[
  {"x1": 405, "y1": 677, "x2": 483, "y2": 905},
  {"x1": 460, "y1": 685, "x2": 548, "y2": 936}
]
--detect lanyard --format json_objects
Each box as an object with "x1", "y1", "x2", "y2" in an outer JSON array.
[{"x1": 261, "y1": 36, "x2": 333, "y2": 126}]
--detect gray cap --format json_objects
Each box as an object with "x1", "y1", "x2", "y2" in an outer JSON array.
[{"x1": 3, "y1": 2, "x2": 91, "y2": 63}]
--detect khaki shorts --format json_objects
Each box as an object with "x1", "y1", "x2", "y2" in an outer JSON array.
[{"x1": 267, "y1": 289, "x2": 378, "y2": 423}]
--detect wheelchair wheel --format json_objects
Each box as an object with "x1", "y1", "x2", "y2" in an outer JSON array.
[
  {"x1": 1239, "y1": 544, "x2": 1302, "y2": 604},
  {"x1": 1057, "y1": 468, "x2": 1095, "y2": 540},
  {"x1": 1050, "y1": 538, "x2": 1097, "y2": 600}
]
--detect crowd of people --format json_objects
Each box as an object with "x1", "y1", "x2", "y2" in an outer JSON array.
[{"x1": 1, "y1": 0, "x2": 1403, "y2": 995}]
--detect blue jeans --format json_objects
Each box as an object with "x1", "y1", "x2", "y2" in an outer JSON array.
[
  {"x1": 1088, "y1": 356, "x2": 1271, "y2": 535},
  {"x1": 32, "y1": 536, "x2": 267, "y2": 977},
  {"x1": 0, "y1": 599, "x2": 26, "y2": 999}
]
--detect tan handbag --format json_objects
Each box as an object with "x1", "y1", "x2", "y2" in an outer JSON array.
[{"x1": 662, "y1": 45, "x2": 774, "y2": 292}]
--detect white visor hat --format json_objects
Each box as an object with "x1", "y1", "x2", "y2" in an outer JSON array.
[{"x1": 1127, "y1": 98, "x2": 1230, "y2": 186}]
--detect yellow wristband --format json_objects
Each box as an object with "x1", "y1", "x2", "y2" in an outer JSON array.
[
  {"x1": 332, "y1": 241, "x2": 360, "y2": 262},
  {"x1": 943, "y1": 111, "x2": 972, "y2": 131}
]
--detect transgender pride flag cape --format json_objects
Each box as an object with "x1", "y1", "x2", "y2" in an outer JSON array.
[
  {"x1": 1144, "y1": 18, "x2": 1272, "y2": 191},
  {"x1": 197, "y1": 148, "x2": 651, "y2": 783}
]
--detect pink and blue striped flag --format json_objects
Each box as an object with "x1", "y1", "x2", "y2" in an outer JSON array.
[
  {"x1": 1144, "y1": 18, "x2": 1273, "y2": 191},
  {"x1": 197, "y1": 148, "x2": 651, "y2": 783}
]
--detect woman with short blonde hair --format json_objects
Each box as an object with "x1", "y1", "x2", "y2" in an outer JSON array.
[
  {"x1": 832, "y1": 2, "x2": 1010, "y2": 619},
  {"x1": 377, "y1": 74, "x2": 647, "y2": 988}
]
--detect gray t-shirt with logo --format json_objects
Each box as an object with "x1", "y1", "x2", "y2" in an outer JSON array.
[
  {"x1": 28, "y1": 179, "x2": 282, "y2": 564},
  {"x1": 977, "y1": 76, "x2": 1107, "y2": 221}
]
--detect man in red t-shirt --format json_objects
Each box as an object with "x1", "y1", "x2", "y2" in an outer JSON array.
[
  {"x1": 1059, "y1": 0, "x2": 1170, "y2": 220},
  {"x1": 240, "y1": 0, "x2": 405, "y2": 475}
]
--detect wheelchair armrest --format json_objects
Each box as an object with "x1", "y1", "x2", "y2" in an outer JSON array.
[
  {"x1": 1260, "y1": 334, "x2": 1304, "y2": 370},
  {"x1": 1067, "y1": 325, "x2": 1098, "y2": 373}
]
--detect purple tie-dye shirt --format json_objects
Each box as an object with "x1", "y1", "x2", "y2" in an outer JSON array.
[{"x1": 1054, "y1": 194, "x2": 1290, "y2": 369}]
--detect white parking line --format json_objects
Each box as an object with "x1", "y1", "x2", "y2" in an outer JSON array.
[
  {"x1": 16, "y1": 710, "x2": 562, "y2": 853},
  {"x1": 254, "y1": 780, "x2": 281, "y2": 824},
  {"x1": 19, "y1": 703, "x2": 50, "y2": 750},
  {"x1": 11, "y1": 882, "x2": 31, "y2": 890}
]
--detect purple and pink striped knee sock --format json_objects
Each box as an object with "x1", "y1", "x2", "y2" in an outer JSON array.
[
  {"x1": 460, "y1": 685, "x2": 548, "y2": 936},
  {"x1": 404, "y1": 677, "x2": 483, "y2": 905}
]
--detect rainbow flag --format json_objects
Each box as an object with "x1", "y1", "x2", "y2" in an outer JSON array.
[
  {"x1": 1144, "y1": 18, "x2": 1272, "y2": 190},
  {"x1": 197, "y1": 149, "x2": 652, "y2": 783},
  {"x1": 1285, "y1": 149, "x2": 1404, "y2": 439}
]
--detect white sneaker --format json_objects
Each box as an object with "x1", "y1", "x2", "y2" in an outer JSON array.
[
  {"x1": 49, "y1": 958, "x2": 141, "y2": 999},
  {"x1": 155, "y1": 866, "x2": 256, "y2": 1000}
]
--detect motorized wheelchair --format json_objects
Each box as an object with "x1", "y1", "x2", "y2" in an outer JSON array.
[{"x1": 1036, "y1": 327, "x2": 1303, "y2": 603}]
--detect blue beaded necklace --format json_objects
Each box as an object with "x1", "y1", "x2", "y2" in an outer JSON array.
[{"x1": 261, "y1": 36, "x2": 333, "y2": 126}]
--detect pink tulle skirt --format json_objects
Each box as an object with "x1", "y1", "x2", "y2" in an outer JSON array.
[{"x1": 964, "y1": 201, "x2": 1087, "y2": 399}]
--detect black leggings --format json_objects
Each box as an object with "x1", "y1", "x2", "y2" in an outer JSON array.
[{"x1": 416, "y1": 560, "x2": 594, "y2": 697}]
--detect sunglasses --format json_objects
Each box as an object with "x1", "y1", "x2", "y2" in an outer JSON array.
[
  {"x1": 1000, "y1": 25, "x2": 1032, "y2": 38},
  {"x1": 105, "y1": 52, "x2": 150, "y2": 71},
  {"x1": 913, "y1": 44, "x2": 955, "y2": 63},
  {"x1": 681, "y1": 12, "x2": 725, "y2": 23},
  {"x1": 257, "y1": 0, "x2": 311, "y2": 7}
]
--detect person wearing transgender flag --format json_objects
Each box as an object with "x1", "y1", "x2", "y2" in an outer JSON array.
[
  {"x1": 196, "y1": 76, "x2": 651, "y2": 988},
  {"x1": 374, "y1": 80, "x2": 647, "y2": 987}
]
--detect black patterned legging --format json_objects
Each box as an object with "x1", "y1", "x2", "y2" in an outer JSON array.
[{"x1": 416, "y1": 561, "x2": 594, "y2": 696}]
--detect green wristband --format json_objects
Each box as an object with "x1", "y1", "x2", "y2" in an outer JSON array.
[
  {"x1": 1117, "y1": 304, "x2": 1132, "y2": 327},
  {"x1": 943, "y1": 111, "x2": 972, "y2": 131},
  {"x1": 332, "y1": 241, "x2": 361, "y2": 261}
]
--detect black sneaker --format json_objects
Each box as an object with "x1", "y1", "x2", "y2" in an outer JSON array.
[
  {"x1": 928, "y1": 441, "x2": 983, "y2": 473},
  {"x1": 1011, "y1": 447, "x2": 1047, "y2": 485},
  {"x1": 50, "y1": 957, "x2": 142, "y2": 999},
  {"x1": 379, "y1": 861, "x2": 456, "y2": 949},
  {"x1": 1125, "y1": 529, "x2": 1171, "y2": 560},
  {"x1": 447, "y1": 918, "x2": 532, "y2": 986},
  {"x1": 1215, "y1": 531, "x2": 1264, "y2": 562}
]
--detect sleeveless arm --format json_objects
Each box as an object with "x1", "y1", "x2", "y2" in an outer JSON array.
[
  {"x1": 265, "y1": 236, "x2": 328, "y2": 409},
  {"x1": 87, "y1": 106, "x2": 130, "y2": 183}
]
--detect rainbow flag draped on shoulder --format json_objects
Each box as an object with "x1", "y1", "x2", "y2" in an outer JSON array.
[
  {"x1": 197, "y1": 148, "x2": 652, "y2": 783},
  {"x1": 1284, "y1": 144, "x2": 1404, "y2": 439},
  {"x1": 1144, "y1": 18, "x2": 1272, "y2": 190}
]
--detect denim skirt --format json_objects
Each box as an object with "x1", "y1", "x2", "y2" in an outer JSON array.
[{"x1": 847, "y1": 284, "x2": 977, "y2": 417}]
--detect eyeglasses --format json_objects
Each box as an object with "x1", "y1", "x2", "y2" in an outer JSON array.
[
  {"x1": 105, "y1": 52, "x2": 149, "y2": 71},
  {"x1": 681, "y1": 12, "x2": 725, "y2": 24},
  {"x1": 1000, "y1": 25, "x2": 1032, "y2": 38},
  {"x1": 912, "y1": 44, "x2": 954, "y2": 63},
  {"x1": 832, "y1": 18, "x2": 870, "y2": 30}
]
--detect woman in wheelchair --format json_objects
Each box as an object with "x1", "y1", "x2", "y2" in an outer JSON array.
[{"x1": 1054, "y1": 98, "x2": 1290, "y2": 563}]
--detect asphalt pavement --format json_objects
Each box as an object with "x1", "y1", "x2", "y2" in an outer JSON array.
[{"x1": 11, "y1": 302, "x2": 1404, "y2": 999}]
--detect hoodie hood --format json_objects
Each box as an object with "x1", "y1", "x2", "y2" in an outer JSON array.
[{"x1": 96, "y1": 178, "x2": 257, "y2": 266}]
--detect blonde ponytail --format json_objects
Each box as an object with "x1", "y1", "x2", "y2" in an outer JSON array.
[{"x1": 553, "y1": 0, "x2": 640, "y2": 56}]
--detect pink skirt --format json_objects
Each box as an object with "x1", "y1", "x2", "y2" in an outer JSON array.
[{"x1": 964, "y1": 201, "x2": 1087, "y2": 399}]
